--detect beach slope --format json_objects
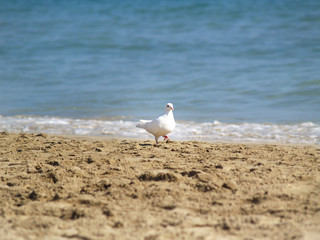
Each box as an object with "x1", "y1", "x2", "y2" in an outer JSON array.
[{"x1": 0, "y1": 132, "x2": 319, "y2": 239}]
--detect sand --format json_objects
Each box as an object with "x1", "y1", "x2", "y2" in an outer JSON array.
[{"x1": 0, "y1": 132, "x2": 319, "y2": 240}]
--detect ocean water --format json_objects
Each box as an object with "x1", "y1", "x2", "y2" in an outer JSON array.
[{"x1": 0, "y1": 0, "x2": 320, "y2": 144}]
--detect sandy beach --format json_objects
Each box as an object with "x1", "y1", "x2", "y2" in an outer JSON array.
[{"x1": 0, "y1": 132, "x2": 319, "y2": 240}]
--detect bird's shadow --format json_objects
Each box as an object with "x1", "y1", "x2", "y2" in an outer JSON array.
[{"x1": 139, "y1": 143, "x2": 153, "y2": 147}]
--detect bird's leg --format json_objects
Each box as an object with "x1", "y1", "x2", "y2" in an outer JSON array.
[
  {"x1": 163, "y1": 136, "x2": 170, "y2": 142},
  {"x1": 155, "y1": 137, "x2": 159, "y2": 144}
]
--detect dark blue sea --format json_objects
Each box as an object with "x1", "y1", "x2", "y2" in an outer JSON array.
[{"x1": 1, "y1": 0, "x2": 320, "y2": 144}]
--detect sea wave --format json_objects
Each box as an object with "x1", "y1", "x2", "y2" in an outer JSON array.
[{"x1": 0, "y1": 115, "x2": 319, "y2": 145}]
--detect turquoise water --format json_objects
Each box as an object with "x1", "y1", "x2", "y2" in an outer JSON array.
[{"x1": 0, "y1": 1, "x2": 320, "y2": 143}]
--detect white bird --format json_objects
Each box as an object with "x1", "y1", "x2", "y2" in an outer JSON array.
[{"x1": 136, "y1": 103, "x2": 176, "y2": 144}]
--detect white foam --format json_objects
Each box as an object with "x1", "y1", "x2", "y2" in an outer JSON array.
[{"x1": 0, "y1": 115, "x2": 319, "y2": 145}]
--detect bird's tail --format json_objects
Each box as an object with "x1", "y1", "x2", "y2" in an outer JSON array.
[{"x1": 136, "y1": 120, "x2": 149, "y2": 129}]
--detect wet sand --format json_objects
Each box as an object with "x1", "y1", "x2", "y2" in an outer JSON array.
[{"x1": 0, "y1": 132, "x2": 319, "y2": 240}]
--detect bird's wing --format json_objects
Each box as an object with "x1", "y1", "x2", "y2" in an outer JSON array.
[
  {"x1": 136, "y1": 119, "x2": 151, "y2": 129},
  {"x1": 145, "y1": 115, "x2": 175, "y2": 136},
  {"x1": 143, "y1": 118, "x2": 163, "y2": 135},
  {"x1": 137, "y1": 112, "x2": 175, "y2": 137}
]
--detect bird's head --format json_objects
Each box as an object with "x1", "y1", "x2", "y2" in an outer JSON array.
[{"x1": 166, "y1": 103, "x2": 174, "y2": 111}]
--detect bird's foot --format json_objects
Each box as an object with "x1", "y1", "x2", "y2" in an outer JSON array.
[{"x1": 163, "y1": 136, "x2": 170, "y2": 142}]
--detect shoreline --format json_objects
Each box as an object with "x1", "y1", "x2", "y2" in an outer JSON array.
[
  {"x1": 0, "y1": 132, "x2": 319, "y2": 239},
  {"x1": 1, "y1": 115, "x2": 319, "y2": 145},
  {"x1": 2, "y1": 130, "x2": 319, "y2": 147}
]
